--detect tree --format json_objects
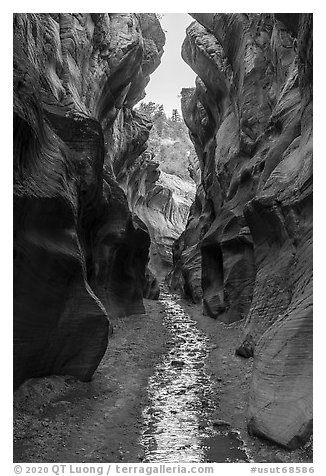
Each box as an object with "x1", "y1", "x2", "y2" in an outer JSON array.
[
  {"x1": 154, "y1": 104, "x2": 165, "y2": 121},
  {"x1": 137, "y1": 101, "x2": 158, "y2": 117},
  {"x1": 171, "y1": 109, "x2": 181, "y2": 122},
  {"x1": 134, "y1": 101, "x2": 197, "y2": 180}
]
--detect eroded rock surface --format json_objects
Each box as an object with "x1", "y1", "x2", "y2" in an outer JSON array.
[
  {"x1": 119, "y1": 152, "x2": 196, "y2": 280},
  {"x1": 170, "y1": 13, "x2": 312, "y2": 448},
  {"x1": 13, "y1": 13, "x2": 165, "y2": 389}
]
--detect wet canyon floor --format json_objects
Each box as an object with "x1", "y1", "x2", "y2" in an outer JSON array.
[{"x1": 13, "y1": 291, "x2": 311, "y2": 464}]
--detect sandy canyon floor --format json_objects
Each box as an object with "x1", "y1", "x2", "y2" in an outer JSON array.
[{"x1": 14, "y1": 291, "x2": 312, "y2": 464}]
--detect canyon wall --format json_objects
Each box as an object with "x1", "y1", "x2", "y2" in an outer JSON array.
[
  {"x1": 13, "y1": 13, "x2": 165, "y2": 389},
  {"x1": 118, "y1": 151, "x2": 196, "y2": 281},
  {"x1": 171, "y1": 13, "x2": 312, "y2": 448}
]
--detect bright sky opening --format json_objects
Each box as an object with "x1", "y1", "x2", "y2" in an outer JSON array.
[{"x1": 143, "y1": 14, "x2": 196, "y2": 117}]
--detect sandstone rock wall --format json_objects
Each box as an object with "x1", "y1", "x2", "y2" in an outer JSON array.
[
  {"x1": 171, "y1": 13, "x2": 312, "y2": 448},
  {"x1": 119, "y1": 152, "x2": 196, "y2": 280},
  {"x1": 13, "y1": 13, "x2": 165, "y2": 389}
]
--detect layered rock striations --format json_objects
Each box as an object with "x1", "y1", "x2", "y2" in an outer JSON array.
[
  {"x1": 119, "y1": 151, "x2": 196, "y2": 281},
  {"x1": 13, "y1": 13, "x2": 165, "y2": 389},
  {"x1": 171, "y1": 13, "x2": 312, "y2": 448}
]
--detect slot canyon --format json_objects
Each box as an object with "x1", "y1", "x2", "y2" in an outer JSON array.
[{"x1": 13, "y1": 13, "x2": 313, "y2": 464}]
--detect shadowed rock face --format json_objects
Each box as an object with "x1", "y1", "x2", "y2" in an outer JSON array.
[
  {"x1": 13, "y1": 13, "x2": 165, "y2": 389},
  {"x1": 171, "y1": 13, "x2": 312, "y2": 448}
]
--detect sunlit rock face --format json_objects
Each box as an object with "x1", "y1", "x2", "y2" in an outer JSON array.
[
  {"x1": 118, "y1": 151, "x2": 196, "y2": 281},
  {"x1": 168, "y1": 89, "x2": 209, "y2": 304},
  {"x1": 13, "y1": 13, "x2": 165, "y2": 389},
  {"x1": 171, "y1": 13, "x2": 312, "y2": 448}
]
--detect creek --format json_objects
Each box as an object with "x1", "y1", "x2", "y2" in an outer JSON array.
[{"x1": 140, "y1": 290, "x2": 250, "y2": 463}]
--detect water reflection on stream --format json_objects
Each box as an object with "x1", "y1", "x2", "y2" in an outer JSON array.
[{"x1": 140, "y1": 291, "x2": 250, "y2": 463}]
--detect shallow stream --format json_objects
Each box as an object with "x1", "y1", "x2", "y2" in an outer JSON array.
[{"x1": 140, "y1": 290, "x2": 250, "y2": 463}]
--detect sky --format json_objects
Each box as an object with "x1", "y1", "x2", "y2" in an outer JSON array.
[{"x1": 143, "y1": 14, "x2": 197, "y2": 116}]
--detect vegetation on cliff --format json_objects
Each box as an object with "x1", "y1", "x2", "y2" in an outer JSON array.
[{"x1": 135, "y1": 101, "x2": 196, "y2": 180}]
